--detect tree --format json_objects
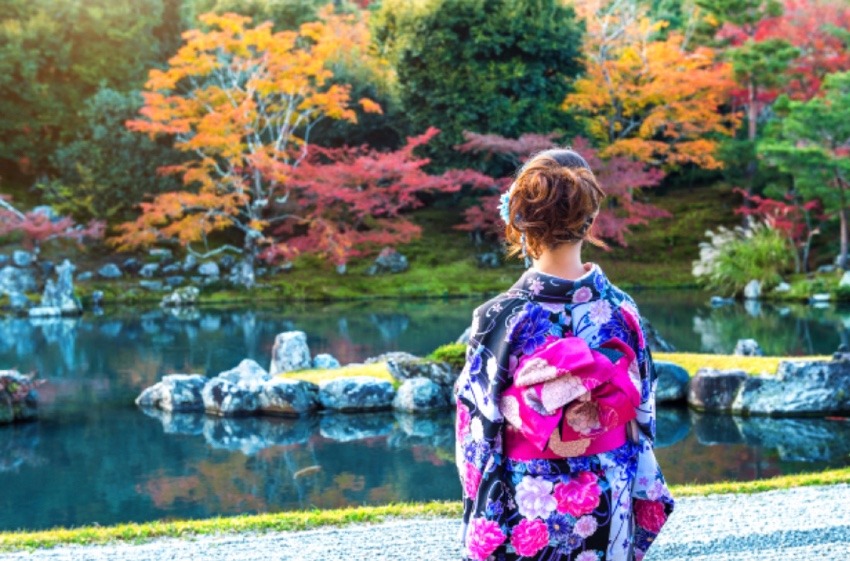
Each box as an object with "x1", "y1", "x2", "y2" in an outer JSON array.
[
  {"x1": 454, "y1": 132, "x2": 669, "y2": 246},
  {"x1": 758, "y1": 72, "x2": 850, "y2": 268},
  {"x1": 0, "y1": 196, "x2": 104, "y2": 255},
  {"x1": 113, "y1": 10, "x2": 394, "y2": 286},
  {"x1": 566, "y1": 0, "x2": 738, "y2": 170},
  {"x1": 371, "y1": 0, "x2": 585, "y2": 171},
  {"x1": 38, "y1": 87, "x2": 183, "y2": 224}
]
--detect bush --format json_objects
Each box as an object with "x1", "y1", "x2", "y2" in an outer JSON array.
[
  {"x1": 693, "y1": 222, "x2": 794, "y2": 296},
  {"x1": 429, "y1": 343, "x2": 467, "y2": 369}
]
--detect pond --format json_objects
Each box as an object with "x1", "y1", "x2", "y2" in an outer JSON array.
[{"x1": 2, "y1": 290, "x2": 850, "y2": 531}]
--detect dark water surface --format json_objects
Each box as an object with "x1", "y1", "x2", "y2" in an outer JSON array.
[{"x1": 2, "y1": 291, "x2": 850, "y2": 531}]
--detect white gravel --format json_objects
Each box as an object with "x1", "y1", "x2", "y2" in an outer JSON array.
[{"x1": 4, "y1": 484, "x2": 850, "y2": 561}]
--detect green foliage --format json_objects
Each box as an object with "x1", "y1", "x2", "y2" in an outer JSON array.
[
  {"x1": 693, "y1": 222, "x2": 794, "y2": 295},
  {"x1": 371, "y1": 0, "x2": 584, "y2": 170},
  {"x1": 183, "y1": 0, "x2": 358, "y2": 31},
  {"x1": 0, "y1": 0, "x2": 176, "y2": 172},
  {"x1": 429, "y1": 343, "x2": 467, "y2": 369},
  {"x1": 38, "y1": 87, "x2": 183, "y2": 224}
]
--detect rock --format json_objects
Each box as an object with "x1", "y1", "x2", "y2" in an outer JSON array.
[
  {"x1": 730, "y1": 356, "x2": 850, "y2": 416},
  {"x1": 743, "y1": 279, "x2": 761, "y2": 300},
  {"x1": 774, "y1": 281, "x2": 792, "y2": 293},
  {"x1": 76, "y1": 271, "x2": 93, "y2": 282},
  {"x1": 135, "y1": 373, "x2": 208, "y2": 412},
  {"x1": 139, "y1": 263, "x2": 159, "y2": 278},
  {"x1": 92, "y1": 290, "x2": 104, "y2": 308},
  {"x1": 392, "y1": 377, "x2": 451, "y2": 412},
  {"x1": 818, "y1": 264, "x2": 837, "y2": 274},
  {"x1": 0, "y1": 370, "x2": 39, "y2": 424},
  {"x1": 810, "y1": 293, "x2": 831, "y2": 303},
  {"x1": 457, "y1": 327, "x2": 472, "y2": 345},
  {"x1": 0, "y1": 255, "x2": 6, "y2": 267},
  {"x1": 122, "y1": 258, "x2": 142, "y2": 274},
  {"x1": 319, "y1": 411, "x2": 395, "y2": 442},
  {"x1": 149, "y1": 248, "x2": 173, "y2": 261},
  {"x1": 12, "y1": 250, "x2": 33, "y2": 268},
  {"x1": 476, "y1": 252, "x2": 501, "y2": 268},
  {"x1": 40, "y1": 260, "x2": 55, "y2": 277},
  {"x1": 366, "y1": 352, "x2": 455, "y2": 387},
  {"x1": 198, "y1": 261, "x2": 220, "y2": 277},
  {"x1": 202, "y1": 359, "x2": 271, "y2": 416},
  {"x1": 687, "y1": 368, "x2": 748, "y2": 412},
  {"x1": 318, "y1": 376, "x2": 396, "y2": 412},
  {"x1": 654, "y1": 361, "x2": 689, "y2": 403},
  {"x1": 165, "y1": 275, "x2": 185, "y2": 287},
  {"x1": 160, "y1": 286, "x2": 199, "y2": 307},
  {"x1": 183, "y1": 254, "x2": 198, "y2": 272},
  {"x1": 229, "y1": 259, "x2": 255, "y2": 288},
  {"x1": 28, "y1": 306, "x2": 61, "y2": 318},
  {"x1": 97, "y1": 263, "x2": 122, "y2": 279},
  {"x1": 335, "y1": 264, "x2": 346, "y2": 275},
  {"x1": 366, "y1": 247, "x2": 409, "y2": 275},
  {"x1": 161, "y1": 263, "x2": 181, "y2": 275},
  {"x1": 269, "y1": 331, "x2": 312, "y2": 375},
  {"x1": 219, "y1": 254, "x2": 236, "y2": 271},
  {"x1": 312, "y1": 354, "x2": 341, "y2": 369},
  {"x1": 734, "y1": 338, "x2": 763, "y2": 357},
  {"x1": 710, "y1": 296, "x2": 735, "y2": 307},
  {"x1": 641, "y1": 316, "x2": 676, "y2": 352},
  {"x1": 8, "y1": 292, "x2": 31, "y2": 312},
  {"x1": 0, "y1": 266, "x2": 37, "y2": 295},
  {"x1": 139, "y1": 280, "x2": 164, "y2": 291},
  {"x1": 39, "y1": 260, "x2": 81, "y2": 315},
  {"x1": 257, "y1": 378, "x2": 320, "y2": 417}
]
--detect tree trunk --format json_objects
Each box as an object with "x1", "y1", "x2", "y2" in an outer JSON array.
[
  {"x1": 837, "y1": 171, "x2": 849, "y2": 270},
  {"x1": 745, "y1": 79, "x2": 759, "y2": 198},
  {"x1": 233, "y1": 234, "x2": 258, "y2": 288}
]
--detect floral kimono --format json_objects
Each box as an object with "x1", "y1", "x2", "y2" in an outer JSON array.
[{"x1": 454, "y1": 265, "x2": 674, "y2": 561}]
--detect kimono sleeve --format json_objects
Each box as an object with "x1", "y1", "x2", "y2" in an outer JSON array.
[{"x1": 454, "y1": 298, "x2": 520, "y2": 520}]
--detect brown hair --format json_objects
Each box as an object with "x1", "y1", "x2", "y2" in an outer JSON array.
[{"x1": 505, "y1": 148, "x2": 606, "y2": 259}]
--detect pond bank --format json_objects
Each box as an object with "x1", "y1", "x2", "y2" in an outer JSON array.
[{"x1": 2, "y1": 480, "x2": 849, "y2": 560}]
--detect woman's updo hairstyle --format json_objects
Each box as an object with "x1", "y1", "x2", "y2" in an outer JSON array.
[{"x1": 505, "y1": 148, "x2": 606, "y2": 260}]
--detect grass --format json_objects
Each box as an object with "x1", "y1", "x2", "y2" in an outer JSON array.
[
  {"x1": 278, "y1": 362, "x2": 395, "y2": 386},
  {"x1": 653, "y1": 352, "x2": 832, "y2": 377},
  {"x1": 2, "y1": 466, "x2": 849, "y2": 551}
]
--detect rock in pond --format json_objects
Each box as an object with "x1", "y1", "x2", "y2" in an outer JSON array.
[
  {"x1": 687, "y1": 368, "x2": 748, "y2": 412},
  {"x1": 203, "y1": 416, "x2": 315, "y2": 454},
  {"x1": 0, "y1": 370, "x2": 39, "y2": 424},
  {"x1": 731, "y1": 355, "x2": 850, "y2": 416},
  {"x1": 743, "y1": 279, "x2": 761, "y2": 300},
  {"x1": 140, "y1": 408, "x2": 206, "y2": 436},
  {"x1": 258, "y1": 378, "x2": 320, "y2": 417},
  {"x1": 367, "y1": 351, "x2": 455, "y2": 387},
  {"x1": 160, "y1": 286, "x2": 199, "y2": 307},
  {"x1": 202, "y1": 359, "x2": 271, "y2": 416},
  {"x1": 312, "y1": 353, "x2": 340, "y2": 369},
  {"x1": 97, "y1": 263, "x2": 122, "y2": 279},
  {"x1": 269, "y1": 331, "x2": 312, "y2": 375},
  {"x1": 654, "y1": 361, "x2": 689, "y2": 403},
  {"x1": 734, "y1": 338, "x2": 764, "y2": 357},
  {"x1": 135, "y1": 373, "x2": 208, "y2": 412},
  {"x1": 392, "y1": 377, "x2": 451, "y2": 412},
  {"x1": 318, "y1": 376, "x2": 395, "y2": 412}
]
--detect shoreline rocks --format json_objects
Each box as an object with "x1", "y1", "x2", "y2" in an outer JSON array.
[{"x1": 0, "y1": 370, "x2": 40, "y2": 424}]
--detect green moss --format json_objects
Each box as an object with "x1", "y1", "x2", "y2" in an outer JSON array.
[
  {"x1": 3, "y1": 467, "x2": 850, "y2": 551},
  {"x1": 429, "y1": 343, "x2": 467, "y2": 369}
]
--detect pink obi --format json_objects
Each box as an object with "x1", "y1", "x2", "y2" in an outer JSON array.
[{"x1": 500, "y1": 336, "x2": 641, "y2": 460}]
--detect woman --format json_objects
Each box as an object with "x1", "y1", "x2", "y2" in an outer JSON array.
[{"x1": 454, "y1": 149, "x2": 674, "y2": 561}]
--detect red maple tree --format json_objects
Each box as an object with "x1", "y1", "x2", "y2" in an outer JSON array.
[{"x1": 0, "y1": 196, "x2": 104, "y2": 253}]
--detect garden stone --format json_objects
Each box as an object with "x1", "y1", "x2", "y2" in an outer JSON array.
[
  {"x1": 687, "y1": 368, "x2": 748, "y2": 412},
  {"x1": 76, "y1": 271, "x2": 93, "y2": 282},
  {"x1": 366, "y1": 247, "x2": 408, "y2": 275},
  {"x1": 392, "y1": 377, "x2": 451, "y2": 412},
  {"x1": 654, "y1": 361, "x2": 690, "y2": 403},
  {"x1": 198, "y1": 261, "x2": 220, "y2": 277},
  {"x1": 135, "y1": 374, "x2": 208, "y2": 412},
  {"x1": 122, "y1": 258, "x2": 142, "y2": 274},
  {"x1": 219, "y1": 254, "x2": 236, "y2": 271},
  {"x1": 642, "y1": 317, "x2": 676, "y2": 352},
  {"x1": 730, "y1": 355, "x2": 850, "y2": 416},
  {"x1": 476, "y1": 252, "x2": 501, "y2": 268},
  {"x1": 97, "y1": 263, "x2": 122, "y2": 279},
  {"x1": 366, "y1": 351, "x2": 455, "y2": 387},
  {"x1": 743, "y1": 280, "x2": 761, "y2": 300},
  {"x1": 318, "y1": 376, "x2": 395, "y2": 412},
  {"x1": 734, "y1": 338, "x2": 764, "y2": 357},
  {"x1": 269, "y1": 331, "x2": 312, "y2": 375},
  {"x1": 183, "y1": 254, "x2": 197, "y2": 272},
  {"x1": 217, "y1": 358, "x2": 270, "y2": 386},
  {"x1": 8, "y1": 292, "x2": 31, "y2": 312},
  {"x1": 12, "y1": 250, "x2": 33, "y2": 268},
  {"x1": 91, "y1": 290, "x2": 104, "y2": 309},
  {"x1": 139, "y1": 263, "x2": 159, "y2": 278},
  {"x1": 160, "y1": 286, "x2": 199, "y2": 307},
  {"x1": 40, "y1": 260, "x2": 55, "y2": 277},
  {"x1": 319, "y1": 411, "x2": 395, "y2": 442},
  {"x1": 775, "y1": 282, "x2": 792, "y2": 293},
  {"x1": 162, "y1": 263, "x2": 181, "y2": 275},
  {"x1": 139, "y1": 280, "x2": 163, "y2": 291},
  {"x1": 810, "y1": 293, "x2": 831, "y2": 303},
  {"x1": 0, "y1": 266, "x2": 37, "y2": 295},
  {"x1": 202, "y1": 359, "x2": 271, "y2": 416},
  {"x1": 312, "y1": 353, "x2": 340, "y2": 369},
  {"x1": 165, "y1": 275, "x2": 185, "y2": 287},
  {"x1": 258, "y1": 378, "x2": 320, "y2": 417},
  {"x1": 28, "y1": 306, "x2": 61, "y2": 318},
  {"x1": 149, "y1": 248, "x2": 173, "y2": 261},
  {"x1": 40, "y1": 260, "x2": 81, "y2": 315}
]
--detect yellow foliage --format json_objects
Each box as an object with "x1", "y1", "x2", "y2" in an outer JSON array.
[
  {"x1": 278, "y1": 362, "x2": 396, "y2": 387},
  {"x1": 653, "y1": 352, "x2": 832, "y2": 377}
]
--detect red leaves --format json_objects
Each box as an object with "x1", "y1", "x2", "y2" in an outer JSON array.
[{"x1": 0, "y1": 196, "x2": 104, "y2": 250}]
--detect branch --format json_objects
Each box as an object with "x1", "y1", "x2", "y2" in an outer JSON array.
[
  {"x1": 0, "y1": 197, "x2": 25, "y2": 220},
  {"x1": 186, "y1": 244, "x2": 244, "y2": 258}
]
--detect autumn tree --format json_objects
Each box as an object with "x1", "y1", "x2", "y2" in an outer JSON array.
[
  {"x1": 114, "y1": 10, "x2": 383, "y2": 286},
  {"x1": 758, "y1": 72, "x2": 850, "y2": 268},
  {"x1": 565, "y1": 0, "x2": 738, "y2": 170},
  {"x1": 0, "y1": 196, "x2": 104, "y2": 255}
]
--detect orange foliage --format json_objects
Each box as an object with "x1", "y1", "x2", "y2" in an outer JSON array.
[{"x1": 565, "y1": 0, "x2": 739, "y2": 169}]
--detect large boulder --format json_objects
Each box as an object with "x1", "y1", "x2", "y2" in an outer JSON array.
[
  {"x1": 139, "y1": 263, "x2": 160, "y2": 278},
  {"x1": 318, "y1": 376, "x2": 395, "y2": 412},
  {"x1": 366, "y1": 247, "x2": 409, "y2": 275},
  {"x1": 258, "y1": 378, "x2": 320, "y2": 417},
  {"x1": 734, "y1": 338, "x2": 764, "y2": 357},
  {"x1": 743, "y1": 279, "x2": 761, "y2": 300},
  {"x1": 135, "y1": 373, "x2": 208, "y2": 412},
  {"x1": 0, "y1": 266, "x2": 37, "y2": 296},
  {"x1": 269, "y1": 331, "x2": 312, "y2": 375},
  {"x1": 312, "y1": 353, "x2": 340, "y2": 369},
  {"x1": 392, "y1": 377, "x2": 451, "y2": 412},
  {"x1": 367, "y1": 351, "x2": 455, "y2": 387},
  {"x1": 97, "y1": 263, "x2": 122, "y2": 279},
  {"x1": 198, "y1": 261, "x2": 220, "y2": 277},
  {"x1": 149, "y1": 248, "x2": 173, "y2": 261},
  {"x1": 687, "y1": 368, "x2": 748, "y2": 412},
  {"x1": 654, "y1": 361, "x2": 689, "y2": 403},
  {"x1": 12, "y1": 250, "x2": 33, "y2": 268},
  {"x1": 730, "y1": 355, "x2": 850, "y2": 416},
  {"x1": 160, "y1": 286, "x2": 199, "y2": 307},
  {"x1": 202, "y1": 359, "x2": 271, "y2": 416},
  {"x1": 0, "y1": 370, "x2": 39, "y2": 424},
  {"x1": 38, "y1": 260, "x2": 81, "y2": 316}
]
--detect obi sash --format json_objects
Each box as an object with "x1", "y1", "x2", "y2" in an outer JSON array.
[{"x1": 500, "y1": 335, "x2": 641, "y2": 460}]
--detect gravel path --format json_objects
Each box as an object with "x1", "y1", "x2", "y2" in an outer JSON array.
[{"x1": 4, "y1": 484, "x2": 850, "y2": 561}]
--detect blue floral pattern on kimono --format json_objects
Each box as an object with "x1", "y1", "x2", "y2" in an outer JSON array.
[{"x1": 454, "y1": 265, "x2": 674, "y2": 561}]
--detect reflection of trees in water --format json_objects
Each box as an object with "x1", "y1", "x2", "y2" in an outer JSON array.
[{"x1": 0, "y1": 423, "x2": 44, "y2": 473}]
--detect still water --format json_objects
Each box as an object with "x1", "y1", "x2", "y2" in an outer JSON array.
[{"x1": 1, "y1": 291, "x2": 850, "y2": 531}]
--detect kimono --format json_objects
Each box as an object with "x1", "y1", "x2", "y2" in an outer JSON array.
[{"x1": 454, "y1": 264, "x2": 674, "y2": 561}]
